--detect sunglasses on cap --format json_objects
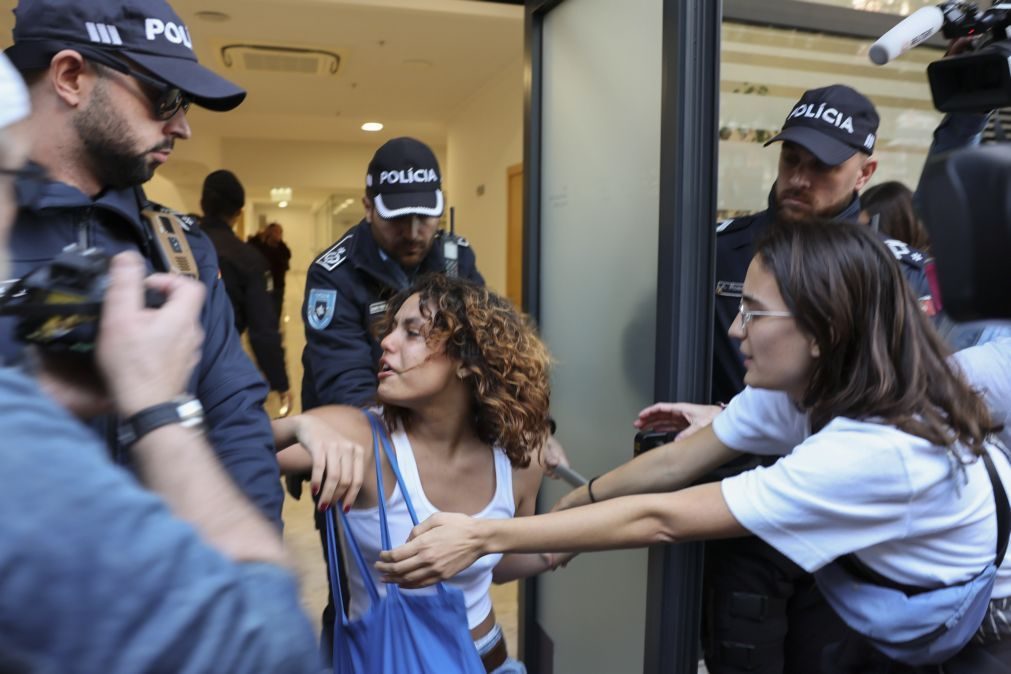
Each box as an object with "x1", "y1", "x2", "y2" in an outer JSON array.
[{"x1": 78, "y1": 47, "x2": 192, "y2": 121}]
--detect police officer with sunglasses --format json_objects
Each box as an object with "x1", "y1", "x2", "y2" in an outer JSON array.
[{"x1": 1, "y1": 0, "x2": 285, "y2": 527}]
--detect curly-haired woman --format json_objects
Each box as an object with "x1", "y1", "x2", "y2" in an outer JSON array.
[{"x1": 273, "y1": 274, "x2": 561, "y2": 673}]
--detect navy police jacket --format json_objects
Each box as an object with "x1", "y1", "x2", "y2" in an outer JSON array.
[
  {"x1": 301, "y1": 219, "x2": 484, "y2": 410},
  {"x1": 4, "y1": 174, "x2": 284, "y2": 525},
  {"x1": 712, "y1": 191, "x2": 934, "y2": 405}
]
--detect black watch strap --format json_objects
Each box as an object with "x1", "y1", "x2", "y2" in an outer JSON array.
[{"x1": 118, "y1": 396, "x2": 204, "y2": 447}]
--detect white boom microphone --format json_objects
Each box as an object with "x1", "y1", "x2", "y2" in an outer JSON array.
[{"x1": 869, "y1": 5, "x2": 945, "y2": 65}]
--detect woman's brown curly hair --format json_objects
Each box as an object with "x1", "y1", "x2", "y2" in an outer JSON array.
[{"x1": 377, "y1": 274, "x2": 552, "y2": 468}]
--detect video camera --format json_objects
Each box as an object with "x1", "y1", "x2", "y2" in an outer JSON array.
[
  {"x1": 870, "y1": 2, "x2": 1011, "y2": 112},
  {"x1": 870, "y1": 3, "x2": 1011, "y2": 320},
  {"x1": 0, "y1": 245, "x2": 164, "y2": 353}
]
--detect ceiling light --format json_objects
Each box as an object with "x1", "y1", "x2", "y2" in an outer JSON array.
[
  {"x1": 270, "y1": 187, "x2": 292, "y2": 208},
  {"x1": 361, "y1": 122, "x2": 384, "y2": 132}
]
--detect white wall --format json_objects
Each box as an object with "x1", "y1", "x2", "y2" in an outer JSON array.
[
  {"x1": 445, "y1": 55, "x2": 524, "y2": 294},
  {"x1": 222, "y1": 137, "x2": 447, "y2": 198}
]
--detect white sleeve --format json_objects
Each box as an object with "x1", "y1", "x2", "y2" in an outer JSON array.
[
  {"x1": 953, "y1": 337, "x2": 1011, "y2": 437},
  {"x1": 711, "y1": 386, "x2": 808, "y2": 455},
  {"x1": 720, "y1": 420, "x2": 915, "y2": 572}
]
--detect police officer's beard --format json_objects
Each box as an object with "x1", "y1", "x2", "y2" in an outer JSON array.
[{"x1": 71, "y1": 83, "x2": 160, "y2": 190}]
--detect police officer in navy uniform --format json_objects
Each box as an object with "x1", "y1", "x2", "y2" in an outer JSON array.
[
  {"x1": 200, "y1": 170, "x2": 292, "y2": 416},
  {"x1": 705, "y1": 85, "x2": 976, "y2": 673},
  {"x1": 301, "y1": 136, "x2": 483, "y2": 656},
  {"x1": 2, "y1": 0, "x2": 284, "y2": 524},
  {"x1": 301, "y1": 136, "x2": 484, "y2": 410}
]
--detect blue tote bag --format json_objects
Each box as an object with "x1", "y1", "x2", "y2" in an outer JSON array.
[{"x1": 324, "y1": 411, "x2": 486, "y2": 674}]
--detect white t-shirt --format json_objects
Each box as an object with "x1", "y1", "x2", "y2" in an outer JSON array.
[{"x1": 713, "y1": 385, "x2": 1011, "y2": 598}]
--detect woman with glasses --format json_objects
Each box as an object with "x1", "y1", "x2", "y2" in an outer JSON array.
[{"x1": 377, "y1": 219, "x2": 1011, "y2": 671}]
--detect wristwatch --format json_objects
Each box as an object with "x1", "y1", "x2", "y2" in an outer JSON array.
[{"x1": 118, "y1": 395, "x2": 205, "y2": 447}]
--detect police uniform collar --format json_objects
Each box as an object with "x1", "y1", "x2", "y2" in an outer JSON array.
[
  {"x1": 17, "y1": 170, "x2": 143, "y2": 222},
  {"x1": 349, "y1": 219, "x2": 446, "y2": 287}
]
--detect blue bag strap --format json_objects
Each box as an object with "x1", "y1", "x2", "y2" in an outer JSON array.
[
  {"x1": 364, "y1": 410, "x2": 450, "y2": 597},
  {"x1": 324, "y1": 505, "x2": 381, "y2": 620}
]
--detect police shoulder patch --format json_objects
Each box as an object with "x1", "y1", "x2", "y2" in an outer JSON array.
[
  {"x1": 307, "y1": 288, "x2": 338, "y2": 330},
  {"x1": 315, "y1": 234, "x2": 353, "y2": 272},
  {"x1": 881, "y1": 237, "x2": 927, "y2": 267}
]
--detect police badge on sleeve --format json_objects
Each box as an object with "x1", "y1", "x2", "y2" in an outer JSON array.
[{"x1": 307, "y1": 289, "x2": 338, "y2": 330}]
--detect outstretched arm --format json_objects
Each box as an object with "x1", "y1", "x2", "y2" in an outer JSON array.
[
  {"x1": 272, "y1": 406, "x2": 373, "y2": 509},
  {"x1": 553, "y1": 423, "x2": 739, "y2": 512},
  {"x1": 378, "y1": 481, "x2": 745, "y2": 588}
]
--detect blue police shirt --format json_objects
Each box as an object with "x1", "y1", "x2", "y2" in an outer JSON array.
[{"x1": 0, "y1": 366, "x2": 320, "y2": 673}]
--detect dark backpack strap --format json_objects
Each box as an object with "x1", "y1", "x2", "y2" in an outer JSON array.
[
  {"x1": 836, "y1": 553, "x2": 933, "y2": 596},
  {"x1": 981, "y1": 449, "x2": 1010, "y2": 565},
  {"x1": 838, "y1": 447, "x2": 1010, "y2": 596}
]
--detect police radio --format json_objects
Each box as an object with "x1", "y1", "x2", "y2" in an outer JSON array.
[
  {"x1": 141, "y1": 208, "x2": 199, "y2": 279},
  {"x1": 443, "y1": 206, "x2": 459, "y2": 278}
]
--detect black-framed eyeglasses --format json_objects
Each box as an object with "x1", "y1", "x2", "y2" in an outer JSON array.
[{"x1": 80, "y1": 48, "x2": 192, "y2": 121}]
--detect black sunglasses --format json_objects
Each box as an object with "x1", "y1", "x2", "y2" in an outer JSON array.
[{"x1": 80, "y1": 49, "x2": 192, "y2": 121}]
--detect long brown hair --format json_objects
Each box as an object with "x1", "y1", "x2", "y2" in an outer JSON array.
[
  {"x1": 861, "y1": 181, "x2": 931, "y2": 253},
  {"x1": 755, "y1": 218, "x2": 992, "y2": 453},
  {"x1": 378, "y1": 274, "x2": 551, "y2": 467}
]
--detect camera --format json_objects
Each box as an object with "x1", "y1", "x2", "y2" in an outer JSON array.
[
  {"x1": 634, "y1": 430, "x2": 679, "y2": 457},
  {"x1": 871, "y1": 2, "x2": 1011, "y2": 113},
  {"x1": 0, "y1": 245, "x2": 164, "y2": 353}
]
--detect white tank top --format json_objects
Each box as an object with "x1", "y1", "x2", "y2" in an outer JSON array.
[{"x1": 343, "y1": 424, "x2": 515, "y2": 628}]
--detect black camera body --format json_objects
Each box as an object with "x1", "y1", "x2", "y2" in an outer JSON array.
[
  {"x1": 0, "y1": 245, "x2": 163, "y2": 353},
  {"x1": 634, "y1": 430, "x2": 679, "y2": 457},
  {"x1": 928, "y1": 2, "x2": 1011, "y2": 112}
]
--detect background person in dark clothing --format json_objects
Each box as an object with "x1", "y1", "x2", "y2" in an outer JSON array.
[
  {"x1": 249, "y1": 221, "x2": 291, "y2": 321},
  {"x1": 860, "y1": 180, "x2": 930, "y2": 252},
  {"x1": 201, "y1": 170, "x2": 291, "y2": 417}
]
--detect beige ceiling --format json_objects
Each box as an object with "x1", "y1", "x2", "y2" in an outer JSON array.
[{"x1": 0, "y1": 0, "x2": 524, "y2": 147}]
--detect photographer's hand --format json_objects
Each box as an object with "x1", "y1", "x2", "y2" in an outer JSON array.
[{"x1": 96, "y1": 252, "x2": 205, "y2": 417}]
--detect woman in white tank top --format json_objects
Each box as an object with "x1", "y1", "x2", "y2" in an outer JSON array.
[{"x1": 274, "y1": 274, "x2": 566, "y2": 673}]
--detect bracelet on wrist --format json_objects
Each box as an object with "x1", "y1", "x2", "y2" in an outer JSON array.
[
  {"x1": 587, "y1": 475, "x2": 600, "y2": 503},
  {"x1": 118, "y1": 395, "x2": 205, "y2": 447}
]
